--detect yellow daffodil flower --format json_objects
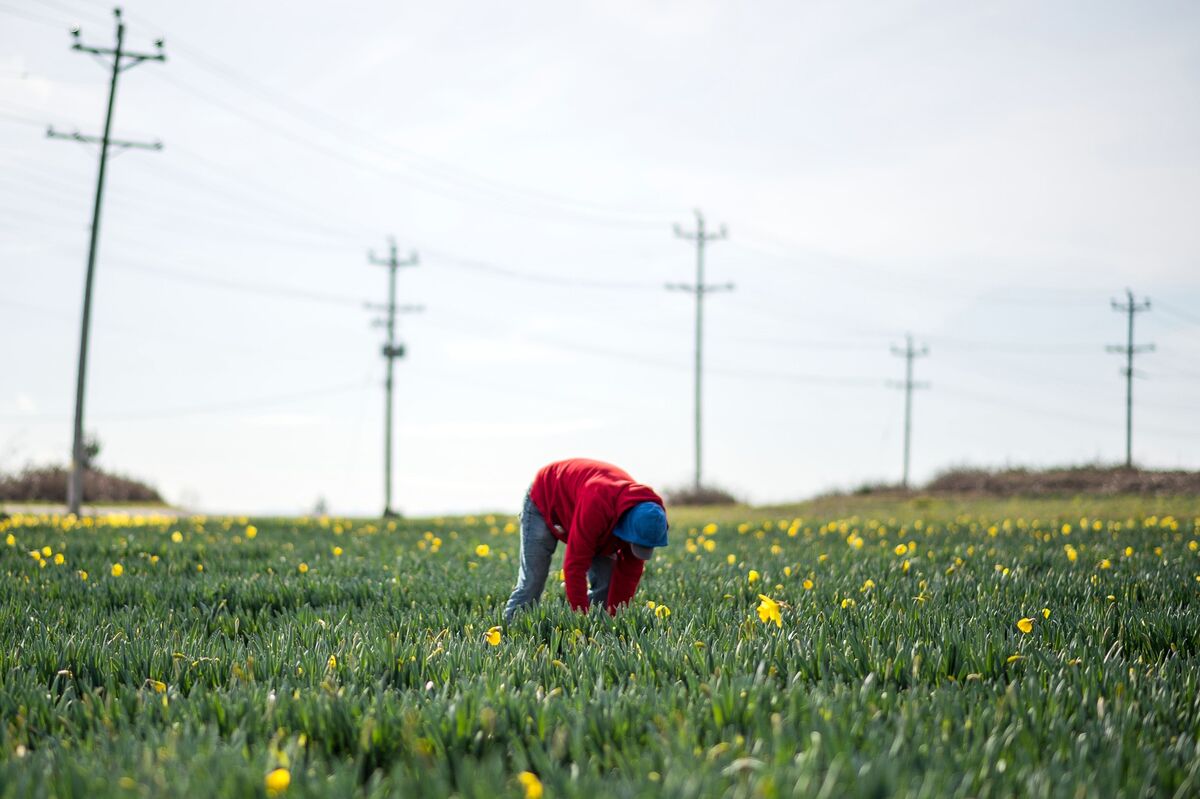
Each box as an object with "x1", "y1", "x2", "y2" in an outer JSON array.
[
  {"x1": 516, "y1": 771, "x2": 543, "y2": 799},
  {"x1": 756, "y1": 594, "x2": 782, "y2": 628},
  {"x1": 265, "y1": 768, "x2": 290, "y2": 796}
]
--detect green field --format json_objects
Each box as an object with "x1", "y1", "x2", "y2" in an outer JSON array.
[{"x1": 2, "y1": 500, "x2": 1199, "y2": 798}]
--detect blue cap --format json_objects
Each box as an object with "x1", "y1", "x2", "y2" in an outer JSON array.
[{"x1": 612, "y1": 502, "x2": 668, "y2": 559}]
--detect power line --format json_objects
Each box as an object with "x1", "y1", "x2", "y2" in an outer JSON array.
[
  {"x1": 124, "y1": 9, "x2": 676, "y2": 228},
  {"x1": 20, "y1": 234, "x2": 1195, "y2": 377},
  {"x1": 935, "y1": 384, "x2": 1199, "y2": 439},
  {"x1": 56, "y1": 257, "x2": 889, "y2": 386},
  {"x1": 727, "y1": 233, "x2": 1115, "y2": 308},
  {"x1": 423, "y1": 247, "x2": 659, "y2": 291},
  {"x1": 727, "y1": 233, "x2": 985, "y2": 301},
  {"x1": 924, "y1": 335, "x2": 1100, "y2": 355},
  {"x1": 2, "y1": 155, "x2": 368, "y2": 253},
  {"x1": 368, "y1": 238, "x2": 421, "y2": 518},
  {"x1": 126, "y1": 148, "x2": 364, "y2": 243},
  {"x1": 0, "y1": 379, "x2": 372, "y2": 423},
  {"x1": 414, "y1": 363, "x2": 648, "y2": 414},
  {"x1": 14, "y1": 60, "x2": 1167, "y2": 330},
  {"x1": 22, "y1": 250, "x2": 1037, "y2": 391},
  {"x1": 701, "y1": 333, "x2": 885, "y2": 352},
  {"x1": 46, "y1": 6, "x2": 166, "y2": 516},
  {"x1": 22, "y1": 5, "x2": 674, "y2": 233},
  {"x1": 0, "y1": 109, "x2": 51, "y2": 128},
  {"x1": 8, "y1": 244, "x2": 655, "y2": 315},
  {"x1": 937, "y1": 347, "x2": 1108, "y2": 392},
  {"x1": 60, "y1": 236, "x2": 1197, "y2": 363},
  {"x1": 1155, "y1": 300, "x2": 1200, "y2": 328},
  {"x1": 30, "y1": 0, "x2": 108, "y2": 26},
  {"x1": 0, "y1": 2, "x2": 63, "y2": 28},
  {"x1": 2, "y1": 131, "x2": 368, "y2": 246},
  {"x1": 12, "y1": 256, "x2": 1187, "y2": 404},
  {"x1": 0, "y1": 295, "x2": 218, "y2": 348},
  {"x1": 714, "y1": 296, "x2": 907, "y2": 340},
  {"x1": 0, "y1": 98, "x2": 59, "y2": 118},
  {"x1": 111, "y1": 260, "x2": 368, "y2": 308},
  {"x1": 142, "y1": 67, "x2": 670, "y2": 232},
  {"x1": 1107, "y1": 289, "x2": 1154, "y2": 468},
  {"x1": 888, "y1": 334, "x2": 929, "y2": 488},
  {"x1": 934, "y1": 385, "x2": 1117, "y2": 431},
  {"x1": 421, "y1": 309, "x2": 884, "y2": 387},
  {"x1": 99, "y1": 380, "x2": 370, "y2": 421},
  {"x1": 1143, "y1": 351, "x2": 1200, "y2": 382}
]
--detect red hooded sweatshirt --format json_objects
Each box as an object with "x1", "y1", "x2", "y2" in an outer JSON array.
[{"x1": 529, "y1": 458, "x2": 665, "y2": 613}]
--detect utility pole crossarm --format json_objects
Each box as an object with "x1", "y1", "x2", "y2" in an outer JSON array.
[
  {"x1": 890, "y1": 343, "x2": 930, "y2": 359},
  {"x1": 118, "y1": 49, "x2": 166, "y2": 68},
  {"x1": 364, "y1": 302, "x2": 425, "y2": 313},
  {"x1": 1106, "y1": 344, "x2": 1155, "y2": 357},
  {"x1": 72, "y1": 43, "x2": 164, "y2": 63},
  {"x1": 47, "y1": 127, "x2": 162, "y2": 150},
  {"x1": 1111, "y1": 295, "x2": 1151, "y2": 313},
  {"x1": 673, "y1": 209, "x2": 728, "y2": 243},
  {"x1": 368, "y1": 252, "x2": 419, "y2": 268}
]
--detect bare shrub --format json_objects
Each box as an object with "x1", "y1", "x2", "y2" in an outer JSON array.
[
  {"x1": 925, "y1": 464, "x2": 1200, "y2": 496},
  {"x1": 0, "y1": 465, "x2": 164, "y2": 504},
  {"x1": 663, "y1": 484, "x2": 740, "y2": 506}
]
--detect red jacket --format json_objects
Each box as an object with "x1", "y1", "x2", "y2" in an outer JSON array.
[{"x1": 529, "y1": 458, "x2": 664, "y2": 613}]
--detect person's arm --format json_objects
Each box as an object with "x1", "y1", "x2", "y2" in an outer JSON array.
[
  {"x1": 604, "y1": 551, "x2": 645, "y2": 613},
  {"x1": 562, "y1": 500, "x2": 607, "y2": 611}
]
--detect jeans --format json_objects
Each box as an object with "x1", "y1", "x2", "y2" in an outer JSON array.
[{"x1": 503, "y1": 490, "x2": 613, "y2": 622}]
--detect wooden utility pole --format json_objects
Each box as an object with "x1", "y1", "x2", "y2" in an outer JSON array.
[
  {"x1": 49, "y1": 8, "x2": 165, "y2": 515},
  {"x1": 889, "y1": 334, "x2": 929, "y2": 488},
  {"x1": 1107, "y1": 289, "x2": 1153, "y2": 468},
  {"x1": 668, "y1": 210, "x2": 731, "y2": 492},
  {"x1": 368, "y1": 238, "x2": 420, "y2": 517}
]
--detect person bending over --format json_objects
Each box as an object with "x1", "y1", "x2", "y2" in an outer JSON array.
[{"x1": 504, "y1": 458, "x2": 668, "y2": 621}]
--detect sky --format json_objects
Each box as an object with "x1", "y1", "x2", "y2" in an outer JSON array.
[{"x1": 2, "y1": 0, "x2": 1199, "y2": 516}]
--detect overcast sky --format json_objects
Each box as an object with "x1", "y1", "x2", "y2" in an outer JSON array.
[{"x1": 2, "y1": 0, "x2": 1199, "y2": 516}]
